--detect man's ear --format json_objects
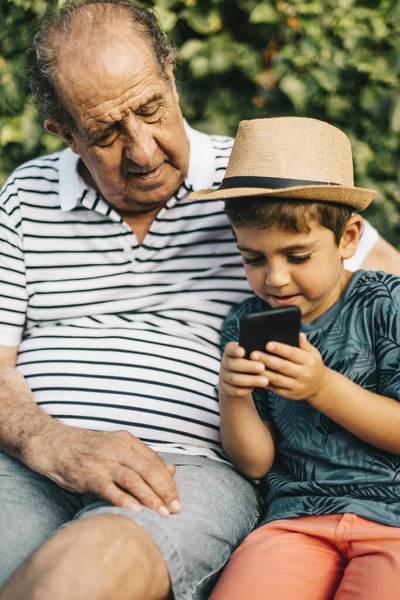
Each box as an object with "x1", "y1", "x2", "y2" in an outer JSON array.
[
  {"x1": 44, "y1": 120, "x2": 79, "y2": 153},
  {"x1": 165, "y1": 63, "x2": 179, "y2": 101},
  {"x1": 340, "y1": 214, "x2": 363, "y2": 260}
]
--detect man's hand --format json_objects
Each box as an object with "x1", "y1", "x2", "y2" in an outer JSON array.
[
  {"x1": 220, "y1": 341, "x2": 268, "y2": 398},
  {"x1": 252, "y1": 332, "x2": 328, "y2": 402},
  {"x1": 34, "y1": 425, "x2": 181, "y2": 517}
]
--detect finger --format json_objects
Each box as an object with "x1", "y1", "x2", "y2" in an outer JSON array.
[
  {"x1": 114, "y1": 466, "x2": 177, "y2": 517},
  {"x1": 223, "y1": 356, "x2": 265, "y2": 374},
  {"x1": 259, "y1": 354, "x2": 301, "y2": 377},
  {"x1": 134, "y1": 454, "x2": 182, "y2": 515},
  {"x1": 166, "y1": 463, "x2": 176, "y2": 476},
  {"x1": 264, "y1": 342, "x2": 307, "y2": 364},
  {"x1": 264, "y1": 370, "x2": 294, "y2": 390},
  {"x1": 299, "y1": 332, "x2": 315, "y2": 351},
  {"x1": 87, "y1": 475, "x2": 143, "y2": 512},
  {"x1": 124, "y1": 445, "x2": 181, "y2": 514},
  {"x1": 224, "y1": 341, "x2": 245, "y2": 358},
  {"x1": 221, "y1": 370, "x2": 268, "y2": 389}
]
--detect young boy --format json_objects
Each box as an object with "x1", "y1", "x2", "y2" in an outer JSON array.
[{"x1": 190, "y1": 117, "x2": 400, "y2": 600}]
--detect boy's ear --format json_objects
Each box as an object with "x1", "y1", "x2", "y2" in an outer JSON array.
[{"x1": 339, "y1": 214, "x2": 363, "y2": 260}]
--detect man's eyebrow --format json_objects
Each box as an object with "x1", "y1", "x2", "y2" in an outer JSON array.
[
  {"x1": 136, "y1": 93, "x2": 164, "y2": 110},
  {"x1": 82, "y1": 124, "x2": 115, "y2": 147}
]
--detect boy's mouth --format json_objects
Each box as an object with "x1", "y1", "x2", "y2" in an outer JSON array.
[{"x1": 268, "y1": 294, "x2": 300, "y2": 306}]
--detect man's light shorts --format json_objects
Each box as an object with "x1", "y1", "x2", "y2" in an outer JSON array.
[{"x1": 0, "y1": 451, "x2": 260, "y2": 599}]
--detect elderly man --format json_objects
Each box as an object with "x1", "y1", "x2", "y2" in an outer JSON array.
[{"x1": 0, "y1": 1, "x2": 399, "y2": 599}]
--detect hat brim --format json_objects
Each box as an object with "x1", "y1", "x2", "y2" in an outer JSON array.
[{"x1": 189, "y1": 184, "x2": 377, "y2": 211}]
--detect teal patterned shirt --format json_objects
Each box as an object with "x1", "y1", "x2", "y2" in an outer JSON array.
[{"x1": 221, "y1": 270, "x2": 400, "y2": 527}]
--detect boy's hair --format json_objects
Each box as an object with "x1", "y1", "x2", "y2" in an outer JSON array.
[{"x1": 224, "y1": 197, "x2": 353, "y2": 245}]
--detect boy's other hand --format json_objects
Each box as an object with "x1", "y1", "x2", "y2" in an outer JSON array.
[
  {"x1": 220, "y1": 342, "x2": 269, "y2": 398},
  {"x1": 251, "y1": 332, "x2": 328, "y2": 401}
]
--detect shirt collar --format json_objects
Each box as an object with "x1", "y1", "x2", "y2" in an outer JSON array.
[{"x1": 58, "y1": 119, "x2": 217, "y2": 212}]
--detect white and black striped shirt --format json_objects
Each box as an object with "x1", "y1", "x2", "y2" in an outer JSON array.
[{"x1": 0, "y1": 122, "x2": 378, "y2": 461}]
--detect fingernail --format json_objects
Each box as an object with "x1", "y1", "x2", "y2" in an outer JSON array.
[
  {"x1": 170, "y1": 500, "x2": 181, "y2": 513},
  {"x1": 158, "y1": 506, "x2": 170, "y2": 518},
  {"x1": 130, "y1": 503, "x2": 142, "y2": 513},
  {"x1": 259, "y1": 377, "x2": 268, "y2": 385}
]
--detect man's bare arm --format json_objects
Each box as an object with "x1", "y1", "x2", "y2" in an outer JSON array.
[
  {"x1": 361, "y1": 235, "x2": 400, "y2": 276},
  {"x1": 0, "y1": 346, "x2": 180, "y2": 516}
]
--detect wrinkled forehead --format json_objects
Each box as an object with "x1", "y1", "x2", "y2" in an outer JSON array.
[{"x1": 55, "y1": 28, "x2": 163, "y2": 129}]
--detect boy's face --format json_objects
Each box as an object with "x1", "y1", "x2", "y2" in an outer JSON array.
[{"x1": 235, "y1": 218, "x2": 360, "y2": 323}]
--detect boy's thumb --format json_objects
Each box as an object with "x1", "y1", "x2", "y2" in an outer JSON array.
[{"x1": 299, "y1": 332, "x2": 313, "y2": 350}]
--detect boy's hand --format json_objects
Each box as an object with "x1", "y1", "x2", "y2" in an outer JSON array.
[
  {"x1": 220, "y1": 342, "x2": 269, "y2": 398},
  {"x1": 251, "y1": 333, "x2": 328, "y2": 402}
]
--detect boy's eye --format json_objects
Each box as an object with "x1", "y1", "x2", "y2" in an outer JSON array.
[
  {"x1": 242, "y1": 255, "x2": 265, "y2": 265},
  {"x1": 288, "y1": 254, "x2": 311, "y2": 264}
]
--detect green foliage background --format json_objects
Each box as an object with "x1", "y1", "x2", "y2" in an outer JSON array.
[{"x1": 1, "y1": 0, "x2": 399, "y2": 245}]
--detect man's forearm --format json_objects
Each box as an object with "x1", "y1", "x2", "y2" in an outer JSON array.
[{"x1": 0, "y1": 365, "x2": 63, "y2": 470}]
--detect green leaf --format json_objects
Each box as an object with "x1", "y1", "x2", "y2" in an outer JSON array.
[
  {"x1": 249, "y1": 3, "x2": 279, "y2": 24},
  {"x1": 279, "y1": 74, "x2": 307, "y2": 111},
  {"x1": 182, "y1": 7, "x2": 222, "y2": 34},
  {"x1": 153, "y1": 7, "x2": 178, "y2": 32},
  {"x1": 390, "y1": 93, "x2": 400, "y2": 133}
]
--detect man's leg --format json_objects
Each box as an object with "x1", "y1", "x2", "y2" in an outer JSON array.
[
  {"x1": 0, "y1": 452, "x2": 81, "y2": 587},
  {"x1": 0, "y1": 514, "x2": 170, "y2": 600},
  {"x1": 0, "y1": 453, "x2": 260, "y2": 600}
]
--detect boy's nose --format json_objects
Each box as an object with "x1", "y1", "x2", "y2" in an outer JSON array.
[{"x1": 265, "y1": 267, "x2": 291, "y2": 288}]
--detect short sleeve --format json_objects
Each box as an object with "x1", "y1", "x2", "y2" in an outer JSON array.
[
  {"x1": 220, "y1": 304, "x2": 271, "y2": 421},
  {"x1": 374, "y1": 276, "x2": 400, "y2": 400},
  {"x1": 0, "y1": 179, "x2": 28, "y2": 346},
  {"x1": 344, "y1": 217, "x2": 379, "y2": 272}
]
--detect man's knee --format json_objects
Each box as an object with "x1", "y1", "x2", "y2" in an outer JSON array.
[{"x1": 1, "y1": 514, "x2": 171, "y2": 600}]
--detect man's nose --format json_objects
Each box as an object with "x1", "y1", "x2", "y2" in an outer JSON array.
[{"x1": 122, "y1": 118, "x2": 157, "y2": 167}]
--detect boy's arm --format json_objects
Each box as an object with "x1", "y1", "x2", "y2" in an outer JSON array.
[
  {"x1": 307, "y1": 370, "x2": 400, "y2": 455},
  {"x1": 219, "y1": 342, "x2": 275, "y2": 479},
  {"x1": 259, "y1": 334, "x2": 400, "y2": 455}
]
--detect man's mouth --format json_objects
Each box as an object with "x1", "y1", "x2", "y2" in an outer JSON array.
[{"x1": 129, "y1": 165, "x2": 162, "y2": 180}]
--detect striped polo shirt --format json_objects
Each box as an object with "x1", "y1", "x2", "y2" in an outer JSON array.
[
  {"x1": 0, "y1": 123, "x2": 252, "y2": 461},
  {"x1": 0, "y1": 122, "x2": 379, "y2": 461}
]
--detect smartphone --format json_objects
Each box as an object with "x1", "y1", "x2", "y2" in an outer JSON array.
[{"x1": 239, "y1": 305, "x2": 301, "y2": 358}]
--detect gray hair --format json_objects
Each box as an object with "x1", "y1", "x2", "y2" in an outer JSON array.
[{"x1": 26, "y1": 0, "x2": 178, "y2": 133}]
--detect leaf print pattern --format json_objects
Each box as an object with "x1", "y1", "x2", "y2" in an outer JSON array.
[{"x1": 221, "y1": 270, "x2": 400, "y2": 527}]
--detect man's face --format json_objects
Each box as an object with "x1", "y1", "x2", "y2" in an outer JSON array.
[
  {"x1": 48, "y1": 27, "x2": 189, "y2": 213},
  {"x1": 235, "y1": 221, "x2": 353, "y2": 323}
]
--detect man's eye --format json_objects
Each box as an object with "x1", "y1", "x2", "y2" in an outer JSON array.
[
  {"x1": 139, "y1": 106, "x2": 161, "y2": 121},
  {"x1": 288, "y1": 254, "x2": 311, "y2": 264},
  {"x1": 94, "y1": 132, "x2": 117, "y2": 147},
  {"x1": 242, "y1": 256, "x2": 264, "y2": 265}
]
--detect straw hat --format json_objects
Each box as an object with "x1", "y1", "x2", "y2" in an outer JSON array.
[{"x1": 189, "y1": 117, "x2": 376, "y2": 210}]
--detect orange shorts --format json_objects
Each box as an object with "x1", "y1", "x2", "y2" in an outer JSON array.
[{"x1": 210, "y1": 513, "x2": 400, "y2": 600}]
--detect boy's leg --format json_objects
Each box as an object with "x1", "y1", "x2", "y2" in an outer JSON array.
[
  {"x1": 334, "y1": 515, "x2": 400, "y2": 600},
  {"x1": 210, "y1": 515, "x2": 345, "y2": 600},
  {"x1": 0, "y1": 451, "x2": 81, "y2": 587}
]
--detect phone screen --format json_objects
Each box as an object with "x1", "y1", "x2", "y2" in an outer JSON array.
[{"x1": 239, "y1": 305, "x2": 301, "y2": 358}]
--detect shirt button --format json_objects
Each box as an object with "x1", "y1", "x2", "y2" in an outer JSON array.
[{"x1": 123, "y1": 246, "x2": 132, "y2": 257}]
